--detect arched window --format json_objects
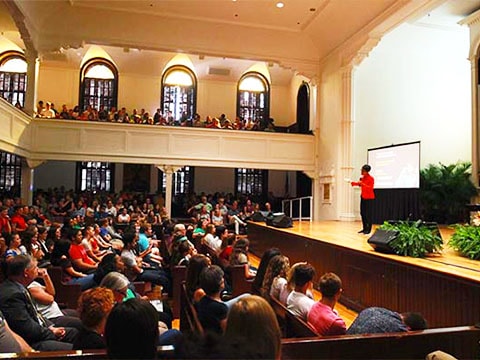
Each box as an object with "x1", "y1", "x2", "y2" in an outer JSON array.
[
  {"x1": 161, "y1": 65, "x2": 197, "y2": 122},
  {"x1": 237, "y1": 72, "x2": 270, "y2": 127},
  {"x1": 0, "y1": 51, "x2": 27, "y2": 108},
  {"x1": 76, "y1": 161, "x2": 114, "y2": 192},
  {"x1": 79, "y1": 58, "x2": 118, "y2": 112}
]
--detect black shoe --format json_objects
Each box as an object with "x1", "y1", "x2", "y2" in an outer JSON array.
[{"x1": 358, "y1": 229, "x2": 365, "y2": 234}]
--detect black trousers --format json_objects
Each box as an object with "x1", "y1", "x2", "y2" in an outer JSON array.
[{"x1": 360, "y1": 198, "x2": 374, "y2": 233}]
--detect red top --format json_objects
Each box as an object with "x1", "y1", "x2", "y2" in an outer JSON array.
[
  {"x1": 307, "y1": 301, "x2": 347, "y2": 336},
  {"x1": 69, "y1": 243, "x2": 95, "y2": 265},
  {"x1": 10, "y1": 214, "x2": 27, "y2": 231},
  {"x1": 357, "y1": 173, "x2": 375, "y2": 199}
]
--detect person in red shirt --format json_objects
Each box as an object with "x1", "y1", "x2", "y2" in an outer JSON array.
[
  {"x1": 351, "y1": 164, "x2": 375, "y2": 234},
  {"x1": 68, "y1": 229, "x2": 97, "y2": 273},
  {"x1": 307, "y1": 272, "x2": 346, "y2": 336},
  {"x1": 0, "y1": 206, "x2": 12, "y2": 234},
  {"x1": 10, "y1": 206, "x2": 27, "y2": 233}
]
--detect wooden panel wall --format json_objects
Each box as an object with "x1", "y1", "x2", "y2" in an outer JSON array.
[{"x1": 248, "y1": 223, "x2": 480, "y2": 328}]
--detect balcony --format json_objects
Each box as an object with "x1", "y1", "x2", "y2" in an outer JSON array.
[{"x1": 0, "y1": 99, "x2": 315, "y2": 171}]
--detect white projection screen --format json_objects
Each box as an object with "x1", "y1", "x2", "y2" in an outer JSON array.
[{"x1": 367, "y1": 142, "x2": 420, "y2": 189}]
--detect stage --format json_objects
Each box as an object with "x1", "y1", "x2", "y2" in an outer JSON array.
[{"x1": 247, "y1": 220, "x2": 480, "y2": 328}]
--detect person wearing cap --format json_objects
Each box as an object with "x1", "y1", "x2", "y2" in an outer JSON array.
[{"x1": 351, "y1": 164, "x2": 375, "y2": 234}]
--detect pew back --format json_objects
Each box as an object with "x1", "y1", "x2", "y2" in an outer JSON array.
[{"x1": 281, "y1": 326, "x2": 480, "y2": 359}]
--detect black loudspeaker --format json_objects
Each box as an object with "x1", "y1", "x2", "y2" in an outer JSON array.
[
  {"x1": 251, "y1": 211, "x2": 266, "y2": 222},
  {"x1": 271, "y1": 214, "x2": 293, "y2": 228},
  {"x1": 367, "y1": 229, "x2": 399, "y2": 254}
]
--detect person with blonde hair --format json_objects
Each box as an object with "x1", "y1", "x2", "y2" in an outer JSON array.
[
  {"x1": 73, "y1": 287, "x2": 115, "y2": 350},
  {"x1": 261, "y1": 255, "x2": 290, "y2": 303},
  {"x1": 224, "y1": 295, "x2": 281, "y2": 359}
]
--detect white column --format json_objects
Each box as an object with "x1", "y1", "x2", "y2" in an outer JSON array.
[
  {"x1": 338, "y1": 66, "x2": 356, "y2": 221},
  {"x1": 114, "y1": 164, "x2": 124, "y2": 194},
  {"x1": 24, "y1": 49, "x2": 39, "y2": 116},
  {"x1": 156, "y1": 165, "x2": 182, "y2": 218},
  {"x1": 22, "y1": 159, "x2": 45, "y2": 205},
  {"x1": 470, "y1": 56, "x2": 479, "y2": 187}
]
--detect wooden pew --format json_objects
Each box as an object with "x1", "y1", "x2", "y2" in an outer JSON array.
[
  {"x1": 179, "y1": 281, "x2": 204, "y2": 336},
  {"x1": 226, "y1": 264, "x2": 253, "y2": 297},
  {"x1": 48, "y1": 266, "x2": 82, "y2": 309},
  {"x1": 270, "y1": 296, "x2": 319, "y2": 338},
  {"x1": 285, "y1": 309, "x2": 319, "y2": 338},
  {"x1": 172, "y1": 265, "x2": 187, "y2": 318},
  {"x1": 281, "y1": 326, "x2": 480, "y2": 359},
  {"x1": 1, "y1": 345, "x2": 175, "y2": 360}
]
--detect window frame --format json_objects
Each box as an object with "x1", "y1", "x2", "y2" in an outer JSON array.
[
  {"x1": 79, "y1": 57, "x2": 118, "y2": 113},
  {"x1": 0, "y1": 51, "x2": 27, "y2": 108},
  {"x1": 157, "y1": 166, "x2": 194, "y2": 196},
  {"x1": 0, "y1": 151, "x2": 22, "y2": 198},
  {"x1": 236, "y1": 72, "x2": 270, "y2": 125},
  {"x1": 234, "y1": 168, "x2": 268, "y2": 200},
  {"x1": 75, "y1": 161, "x2": 115, "y2": 192},
  {"x1": 160, "y1": 65, "x2": 197, "y2": 123}
]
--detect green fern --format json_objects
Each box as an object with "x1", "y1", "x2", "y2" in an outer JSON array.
[
  {"x1": 449, "y1": 224, "x2": 480, "y2": 260},
  {"x1": 379, "y1": 220, "x2": 443, "y2": 258}
]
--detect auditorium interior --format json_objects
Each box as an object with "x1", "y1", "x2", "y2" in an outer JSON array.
[{"x1": 1, "y1": 0, "x2": 480, "y2": 358}]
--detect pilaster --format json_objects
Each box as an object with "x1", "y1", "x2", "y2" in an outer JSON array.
[{"x1": 338, "y1": 66, "x2": 356, "y2": 221}]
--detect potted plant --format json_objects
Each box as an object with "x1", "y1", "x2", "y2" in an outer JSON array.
[
  {"x1": 449, "y1": 222, "x2": 480, "y2": 260},
  {"x1": 420, "y1": 162, "x2": 477, "y2": 224},
  {"x1": 379, "y1": 220, "x2": 443, "y2": 258}
]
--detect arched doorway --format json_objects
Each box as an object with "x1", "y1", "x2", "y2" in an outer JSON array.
[
  {"x1": 296, "y1": 82, "x2": 310, "y2": 134},
  {"x1": 296, "y1": 83, "x2": 312, "y2": 217}
]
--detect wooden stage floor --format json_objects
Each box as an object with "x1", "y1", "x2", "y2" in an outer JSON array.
[{"x1": 253, "y1": 220, "x2": 480, "y2": 283}]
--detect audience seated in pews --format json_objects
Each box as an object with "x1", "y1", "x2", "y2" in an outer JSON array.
[
  {"x1": 0, "y1": 309, "x2": 32, "y2": 353},
  {"x1": 27, "y1": 267, "x2": 82, "y2": 330},
  {"x1": 261, "y1": 254, "x2": 290, "y2": 303},
  {"x1": 347, "y1": 306, "x2": 427, "y2": 335},
  {"x1": 229, "y1": 238, "x2": 256, "y2": 279},
  {"x1": 0, "y1": 255, "x2": 78, "y2": 350},
  {"x1": 121, "y1": 231, "x2": 171, "y2": 294},
  {"x1": 223, "y1": 295, "x2": 282, "y2": 359},
  {"x1": 73, "y1": 287, "x2": 114, "y2": 350},
  {"x1": 307, "y1": 272, "x2": 346, "y2": 336},
  {"x1": 286, "y1": 263, "x2": 316, "y2": 321},
  {"x1": 50, "y1": 238, "x2": 96, "y2": 290},
  {"x1": 196, "y1": 265, "x2": 229, "y2": 335},
  {"x1": 105, "y1": 298, "x2": 160, "y2": 360},
  {"x1": 34, "y1": 100, "x2": 279, "y2": 132},
  {"x1": 251, "y1": 247, "x2": 281, "y2": 295}
]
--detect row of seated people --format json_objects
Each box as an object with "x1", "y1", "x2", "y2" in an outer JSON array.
[
  {"x1": 34, "y1": 100, "x2": 277, "y2": 132},
  {"x1": 0, "y1": 190, "x2": 270, "y2": 236},
  {"x1": 0, "y1": 207, "x2": 261, "y2": 354},
  {"x1": 0, "y1": 222, "x2": 472, "y2": 359}
]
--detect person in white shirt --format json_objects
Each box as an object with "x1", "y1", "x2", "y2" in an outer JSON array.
[
  {"x1": 40, "y1": 102, "x2": 56, "y2": 118},
  {"x1": 202, "y1": 224, "x2": 222, "y2": 254},
  {"x1": 286, "y1": 263, "x2": 316, "y2": 321}
]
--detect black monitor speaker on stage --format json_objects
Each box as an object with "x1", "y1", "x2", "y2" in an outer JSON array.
[
  {"x1": 266, "y1": 213, "x2": 293, "y2": 228},
  {"x1": 367, "y1": 229, "x2": 399, "y2": 254}
]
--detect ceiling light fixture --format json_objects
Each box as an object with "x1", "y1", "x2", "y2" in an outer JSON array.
[{"x1": 276, "y1": 2, "x2": 284, "y2": 8}]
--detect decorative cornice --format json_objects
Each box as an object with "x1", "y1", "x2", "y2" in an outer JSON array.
[{"x1": 459, "y1": 8, "x2": 480, "y2": 27}]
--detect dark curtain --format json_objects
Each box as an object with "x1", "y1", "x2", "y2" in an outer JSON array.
[{"x1": 371, "y1": 189, "x2": 420, "y2": 224}]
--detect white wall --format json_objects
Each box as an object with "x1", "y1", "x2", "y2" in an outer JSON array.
[
  {"x1": 34, "y1": 160, "x2": 76, "y2": 191},
  {"x1": 36, "y1": 64, "x2": 295, "y2": 125},
  {"x1": 353, "y1": 23, "x2": 471, "y2": 170},
  {"x1": 194, "y1": 167, "x2": 235, "y2": 194}
]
